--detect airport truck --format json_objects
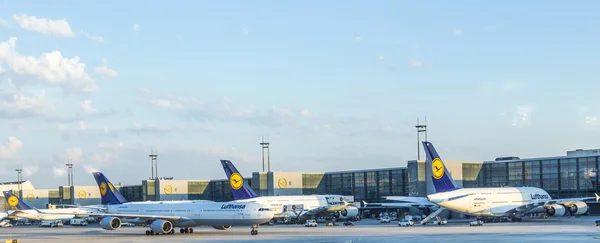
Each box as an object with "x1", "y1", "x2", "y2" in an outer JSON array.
[
  {"x1": 40, "y1": 220, "x2": 63, "y2": 227},
  {"x1": 70, "y1": 218, "x2": 88, "y2": 226}
]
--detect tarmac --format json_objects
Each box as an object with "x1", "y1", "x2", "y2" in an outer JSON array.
[{"x1": 1, "y1": 217, "x2": 600, "y2": 243}]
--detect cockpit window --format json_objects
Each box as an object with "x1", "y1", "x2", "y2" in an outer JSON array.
[{"x1": 258, "y1": 208, "x2": 271, "y2": 211}]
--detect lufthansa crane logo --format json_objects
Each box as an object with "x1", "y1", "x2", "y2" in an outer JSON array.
[
  {"x1": 7, "y1": 195, "x2": 18, "y2": 207},
  {"x1": 26, "y1": 193, "x2": 35, "y2": 202},
  {"x1": 99, "y1": 182, "x2": 107, "y2": 196},
  {"x1": 230, "y1": 173, "x2": 243, "y2": 190},
  {"x1": 432, "y1": 158, "x2": 445, "y2": 179},
  {"x1": 163, "y1": 185, "x2": 173, "y2": 195},
  {"x1": 277, "y1": 178, "x2": 287, "y2": 189},
  {"x1": 78, "y1": 190, "x2": 87, "y2": 199}
]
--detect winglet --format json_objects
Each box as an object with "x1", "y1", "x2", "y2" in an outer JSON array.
[
  {"x1": 92, "y1": 172, "x2": 129, "y2": 205},
  {"x1": 220, "y1": 160, "x2": 259, "y2": 200},
  {"x1": 595, "y1": 193, "x2": 599, "y2": 202},
  {"x1": 362, "y1": 200, "x2": 368, "y2": 207},
  {"x1": 2, "y1": 190, "x2": 35, "y2": 210}
]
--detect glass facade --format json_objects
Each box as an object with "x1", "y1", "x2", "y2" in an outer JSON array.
[
  {"x1": 90, "y1": 154, "x2": 600, "y2": 204},
  {"x1": 474, "y1": 156, "x2": 599, "y2": 199},
  {"x1": 317, "y1": 168, "x2": 408, "y2": 202}
]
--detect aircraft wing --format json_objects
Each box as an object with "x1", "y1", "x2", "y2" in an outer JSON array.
[
  {"x1": 37, "y1": 211, "x2": 184, "y2": 222},
  {"x1": 40, "y1": 212, "x2": 183, "y2": 221},
  {"x1": 86, "y1": 213, "x2": 184, "y2": 222},
  {"x1": 300, "y1": 204, "x2": 356, "y2": 218},
  {"x1": 548, "y1": 196, "x2": 598, "y2": 207}
]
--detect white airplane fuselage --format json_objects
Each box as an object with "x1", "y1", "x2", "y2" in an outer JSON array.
[
  {"x1": 427, "y1": 187, "x2": 551, "y2": 217},
  {"x1": 105, "y1": 201, "x2": 274, "y2": 226},
  {"x1": 7, "y1": 207, "x2": 102, "y2": 221},
  {"x1": 233, "y1": 195, "x2": 359, "y2": 219}
]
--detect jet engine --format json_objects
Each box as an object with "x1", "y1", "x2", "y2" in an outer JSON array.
[
  {"x1": 99, "y1": 217, "x2": 121, "y2": 230},
  {"x1": 343, "y1": 207, "x2": 359, "y2": 218},
  {"x1": 545, "y1": 204, "x2": 566, "y2": 217},
  {"x1": 567, "y1": 202, "x2": 589, "y2": 215},
  {"x1": 211, "y1": 225, "x2": 232, "y2": 230},
  {"x1": 423, "y1": 208, "x2": 431, "y2": 216},
  {"x1": 150, "y1": 219, "x2": 173, "y2": 234}
]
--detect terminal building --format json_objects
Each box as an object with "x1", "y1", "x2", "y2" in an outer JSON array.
[{"x1": 2, "y1": 148, "x2": 600, "y2": 216}]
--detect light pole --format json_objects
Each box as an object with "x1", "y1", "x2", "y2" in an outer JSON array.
[
  {"x1": 415, "y1": 117, "x2": 428, "y2": 160},
  {"x1": 149, "y1": 151, "x2": 158, "y2": 180},
  {"x1": 65, "y1": 163, "x2": 73, "y2": 186},
  {"x1": 260, "y1": 136, "x2": 270, "y2": 172},
  {"x1": 15, "y1": 166, "x2": 22, "y2": 198}
]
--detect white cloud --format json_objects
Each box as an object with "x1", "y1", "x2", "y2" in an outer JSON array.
[
  {"x1": 12, "y1": 14, "x2": 75, "y2": 37},
  {"x1": 53, "y1": 167, "x2": 66, "y2": 177},
  {"x1": 314, "y1": 123, "x2": 332, "y2": 130},
  {"x1": 81, "y1": 100, "x2": 96, "y2": 114},
  {"x1": 270, "y1": 106, "x2": 293, "y2": 117},
  {"x1": 0, "y1": 65, "x2": 4, "y2": 73},
  {"x1": 300, "y1": 108, "x2": 313, "y2": 118},
  {"x1": 133, "y1": 24, "x2": 140, "y2": 34},
  {"x1": 0, "y1": 18, "x2": 8, "y2": 28},
  {"x1": 203, "y1": 145, "x2": 253, "y2": 162},
  {"x1": 81, "y1": 31, "x2": 105, "y2": 43},
  {"x1": 511, "y1": 105, "x2": 533, "y2": 127},
  {"x1": 94, "y1": 66, "x2": 118, "y2": 78},
  {"x1": 585, "y1": 116, "x2": 597, "y2": 125},
  {"x1": 78, "y1": 120, "x2": 87, "y2": 130},
  {"x1": 241, "y1": 28, "x2": 249, "y2": 35},
  {"x1": 0, "y1": 37, "x2": 98, "y2": 93},
  {"x1": 0, "y1": 136, "x2": 23, "y2": 159},
  {"x1": 453, "y1": 28, "x2": 464, "y2": 36},
  {"x1": 150, "y1": 99, "x2": 184, "y2": 110},
  {"x1": 176, "y1": 34, "x2": 183, "y2": 41},
  {"x1": 381, "y1": 125, "x2": 394, "y2": 133},
  {"x1": 410, "y1": 59, "x2": 422, "y2": 68},
  {"x1": 83, "y1": 165, "x2": 99, "y2": 174},
  {"x1": 378, "y1": 56, "x2": 384, "y2": 61},
  {"x1": 140, "y1": 89, "x2": 328, "y2": 129},
  {"x1": 61, "y1": 147, "x2": 85, "y2": 163},
  {"x1": 128, "y1": 123, "x2": 173, "y2": 136},
  {"x1": 0, "y1": 83, "x2": 55, "y2": 118},
  {"x1": 23, "y1": 165, "x2": 39, "y2": 177}
]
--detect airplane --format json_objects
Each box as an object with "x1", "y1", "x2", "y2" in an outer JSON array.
[
  {"x1": 2, "y1": 190, "x2": 102, "y2": 221},
  {"x1": 423, "y1": 141, "x2": 599, "y2": 221},
  {"x1": 220, "y1": 160, "x2": 359, "y2": 221},
  {"x1": 68, "y1": 172, "x2": 275, "y2": 236}
]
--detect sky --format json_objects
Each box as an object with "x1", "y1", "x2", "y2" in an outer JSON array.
[{"x1": 0, "y1": 1, "x2": 599, "y2": 189}]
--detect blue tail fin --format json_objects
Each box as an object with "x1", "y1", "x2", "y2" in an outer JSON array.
[
  {"x1": 92, "y1": 172, "x2": 129, "y2": 205},
  {"x1": 423, "y1": 141, "x2": 460, "y2": 193},
  {"x1": 2, "y1": 190, "x2": 34, "y2": 210},
  {"x1": 220, "y1": 160, "x2": 259, "y2": 200}
]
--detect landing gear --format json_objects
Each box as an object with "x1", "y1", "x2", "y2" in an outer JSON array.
[
  {"x1": 180, "y1": 227, "x2": 194, "y2": 234},
  {"x1": 250, "y1": 224, "x2": 259, "y2": 235},
  {"x1": 145, "y1": 229, "x2": 174, "y2": 236},
  {"x1": 511, "y1": 217, "x2": 523, "y2": 222}
]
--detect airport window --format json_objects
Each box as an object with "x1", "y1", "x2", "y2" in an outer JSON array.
[
  {"x1": 542, "y1": 159, "x2": 559, "y2": 192},
  {"x1": 486, "y1": 163, "x2": 507, "y2": 187},
  {"x1": 560, "y1": 158, "x2": 577, "y2": 191},
  {"x1": 578, "y1": 157, "x2": 597, "y2": 191},
  {"x1": 508, "y1": 162, "x2": 523, "y2": 186},
  {"x1": 523, "y1": 161, "x2": 541, "y2": 187}
]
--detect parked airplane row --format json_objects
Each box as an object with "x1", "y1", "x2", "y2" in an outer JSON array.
[
  {"x1": 1, "y1": 160, "x2": 359, "y2": 236},
  {"x1": 2, "y1": 141, "x2": 599, "y2": 235}
]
